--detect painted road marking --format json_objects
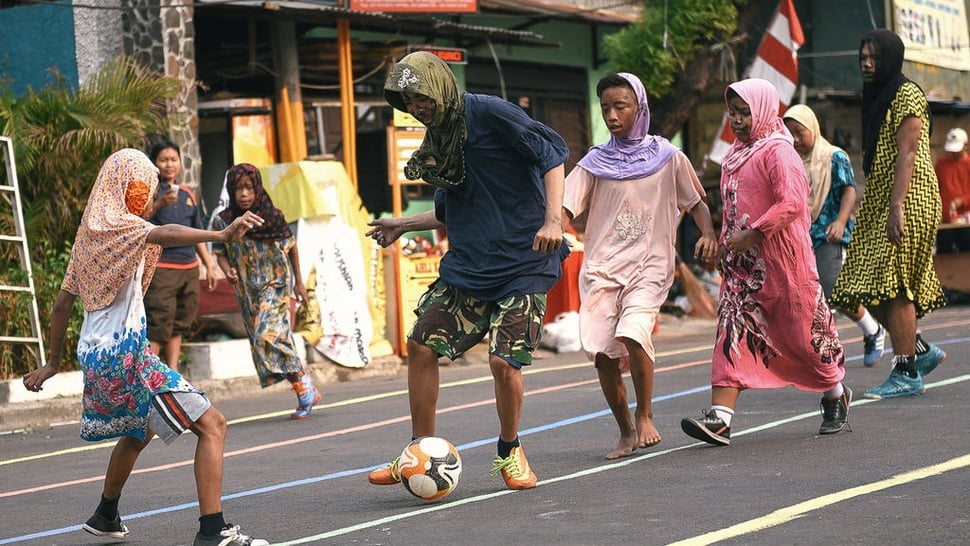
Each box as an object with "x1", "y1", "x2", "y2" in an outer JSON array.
[{"x1": 4, "y1": 373, "x2": 968, "y2": 545}]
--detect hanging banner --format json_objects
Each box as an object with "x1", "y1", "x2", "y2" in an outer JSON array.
[
  {"x1": 349, "y1": 0, "x2": 477, "y2": 13},
  {"x1": 894, "y1": 0, "x2": 970, "y2": 71},
  {"x1": 707, "y1": 0, "x2": 804, "y2": 165}
]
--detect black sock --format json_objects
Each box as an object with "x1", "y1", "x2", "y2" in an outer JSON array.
[
  {"x1": 199, "y1": 512, "x2": 226, "y2": 537},
  {"x1": 95, "y1": 494, "x2": 119, "y2": 521},
  {"x1": 915, "y1": 332, "x2": 929, "y2": 355},
  {"x1": 497, "y1": 436, "x2": 520, "y2": 459},
  {"x1": 894, "y1": 355, "x2": 918, "y2": 377}
]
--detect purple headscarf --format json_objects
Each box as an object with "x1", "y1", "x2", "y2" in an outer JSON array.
[{"x1": 577, "y1": 72, "x2": 678, "y2": 180}]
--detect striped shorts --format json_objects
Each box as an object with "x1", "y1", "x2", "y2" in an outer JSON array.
[{"x1": 149, "y1": 391, "x2": 212, "y2": 445}]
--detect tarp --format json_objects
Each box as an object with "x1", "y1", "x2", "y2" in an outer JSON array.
[{"x1": 261, "y1": 160, "x2": 393, "y2": 364}]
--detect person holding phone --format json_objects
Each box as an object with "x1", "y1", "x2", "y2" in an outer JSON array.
[{"x1": 144, "y1": 140, "x2": 218, "y2": 372}]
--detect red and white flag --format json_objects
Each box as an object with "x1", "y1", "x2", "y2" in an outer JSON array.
[{"x1": 707, "y1": 0, "x2": 805, "y2": 165}]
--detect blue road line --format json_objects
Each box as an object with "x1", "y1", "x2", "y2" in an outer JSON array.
[{"x1": 4, "y1": 336, "x2": 967, "y2": 544}]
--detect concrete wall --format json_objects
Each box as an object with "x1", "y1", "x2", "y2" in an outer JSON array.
[{"x1": 0, "y1": 2, "x2": 78, "y2": 95}]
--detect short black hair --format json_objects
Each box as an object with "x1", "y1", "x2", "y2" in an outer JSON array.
[
  {"x1": 596, "y1": 73, "x2": 635, "y2": 98},
  {"x1": 148, "y1": 140, "x2": 180, "y2": 162}
]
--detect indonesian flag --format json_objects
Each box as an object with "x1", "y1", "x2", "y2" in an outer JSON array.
[{"x1": 707, "y1": 0, "x2": 805, "y2": 165}]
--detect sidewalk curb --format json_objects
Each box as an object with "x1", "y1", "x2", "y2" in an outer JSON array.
[
  {"x1": 0, "y1": 354, "x2": 405, "y2": 434},
  {"x1": 0, "y1": 315, "x2": 719, "y2": 434}
]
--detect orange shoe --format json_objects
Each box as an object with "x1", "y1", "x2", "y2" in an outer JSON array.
[
  {"x1": 367, "y1": 457, "x2": 401, "y2": 485},
  {"x1": 489, "y1": 446, "x2": 537, "y2": 490}
]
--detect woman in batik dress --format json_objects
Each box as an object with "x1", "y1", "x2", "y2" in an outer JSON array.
[
  {"x1": 211, "y1": 163, "x2": 320, "y2": 419},
  {"x1": 680, "y1": 78, "x2": 851, "y2": 447}
]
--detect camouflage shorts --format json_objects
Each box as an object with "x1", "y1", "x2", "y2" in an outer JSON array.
[{"x1": 409, "y1": 280, "x2": 547, "y2": 367}]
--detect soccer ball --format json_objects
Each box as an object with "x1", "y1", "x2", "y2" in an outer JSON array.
[{"x1": 398, "y1": 436, "x2": 462, "y2": 501}]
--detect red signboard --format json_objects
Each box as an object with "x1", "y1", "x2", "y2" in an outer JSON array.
[
  {"x1": 349, "y1": 0, "x2": 478, "y2": 13},
  {"x1": 407, "y1": 46, "x2": 467, "y2": 64}
]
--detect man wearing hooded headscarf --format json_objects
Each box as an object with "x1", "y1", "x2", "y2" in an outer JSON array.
[
  {"x1": 365, "y1": 52, "x2": 570, "y2": 490},
  {"x1": 831, "y1": 29, "x2": 947, "y2": 399}
]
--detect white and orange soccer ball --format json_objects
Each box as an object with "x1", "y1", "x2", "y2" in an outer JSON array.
[{"x1": 398, "y1": 436, "x2": 462, "y2": 501}]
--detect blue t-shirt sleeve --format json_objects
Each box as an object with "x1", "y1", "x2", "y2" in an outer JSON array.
[
  {"x1": 434, "y1": 187, "x2": 447, "y2": 223},
  {"x1": 830, "y1": 150, "x2": 857, "y2": 189},
  {"x1": 481, "y1": 98, "x2": 569, "y2": 174}
]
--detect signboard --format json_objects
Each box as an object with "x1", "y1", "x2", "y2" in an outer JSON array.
[
  {"x1": 387, "y1": 127, "x2": 427, "y2": 186},
  {"x1": 894, "y1": 0, "x2": 970, "y2": 71},
  {"x1": 349, "y1": 0, "x2": 477, "y2": 13},
  {"x1": 404, "y1": 46, "x2": 468, "y2": 65},
  {"x1": 397, "y1": 255, "x2": 442, "y2": 346}
]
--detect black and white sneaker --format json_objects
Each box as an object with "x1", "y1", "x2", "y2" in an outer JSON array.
[
  {"x1": 681, "y1": 409, "x2": 731, "y2": 446},
  {"x1": 83, "y1": 512, "x2": 130, "y2": 539},
  {"x1": 819, "y1": 385, "x2": 852, "y2": 435},
  {"x1": 193, "y1": 524, "x2": 269, "y2": 546}
]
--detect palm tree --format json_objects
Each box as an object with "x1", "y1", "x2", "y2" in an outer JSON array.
[{"x1": 0, "y1": 55, "x2": 182, "y2": 378}]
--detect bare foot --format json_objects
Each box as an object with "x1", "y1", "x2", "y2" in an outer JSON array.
[
  {"x1": 636, "y1": 415, "x2": 662, "y2": 448},
  {"x1": 605, "y1": 430, "x2": 638, "y2": 460}
]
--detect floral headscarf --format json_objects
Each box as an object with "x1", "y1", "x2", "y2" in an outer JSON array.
[
  {"x1": 578, "y1": 72, "x2": 678, "y2": 180},
  {"x1": 384, "y1": 51, "x2": 466, "y2": 189},
  {"x1": 62, "y1": 149, "x2": 161, "y2": 311},
  {"x1": 720, "y1": 78, "x2": 794, "y2": 175},
  {"x1": 218, "y1": 163, "x2": 292, "y2": 240}
]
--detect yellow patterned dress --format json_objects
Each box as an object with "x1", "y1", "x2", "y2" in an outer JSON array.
[{"x1": 832, "y1": 82, "x2": 946, "y2": 317}]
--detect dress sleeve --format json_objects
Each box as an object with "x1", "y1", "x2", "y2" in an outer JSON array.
[
  {"x1": 210, "y1": 216, "x2": 227, "y2": 256},
  {"x1": 672, "y1": 152, "x2": 703, "y2": 213},
  {"x1": 749, "y1": 142, "x2": 807, "y2": 239}
]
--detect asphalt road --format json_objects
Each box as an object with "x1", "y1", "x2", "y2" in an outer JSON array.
[{"x1": 1, "y1": 305, "x2": 968, "y2": 546}]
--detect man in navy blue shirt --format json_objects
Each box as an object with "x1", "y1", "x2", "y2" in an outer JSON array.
[{"x1": 366, "y1": 52, "x2": 569, "y2": 491}]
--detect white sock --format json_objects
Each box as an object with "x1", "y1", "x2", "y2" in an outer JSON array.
[
  {"x1": 855, "y1": 310, "x2": 880, "y2": 336},
  {"x1": 823, "y1": 383, "x2": 844, "y2": 399},
  {"x1": 711, "y1": 405, "x2": 734, "y2": 426}
]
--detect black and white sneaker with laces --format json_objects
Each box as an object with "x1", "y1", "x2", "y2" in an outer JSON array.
[
  {"x1": 82, "y1": 512, "x2": 130, "y2": 539},
  {"x1": 681, "y1": 409, "x2": 731, "y2": 446},
  {"x1": 819, "y1": 385, "x2": 852, "y2": 435},
  {"x1": 193, "y1": 524, "x2": 268, "y2": 546},
  {"x1": 192, "y1": 523, "x2": 269, "y2": 546}
]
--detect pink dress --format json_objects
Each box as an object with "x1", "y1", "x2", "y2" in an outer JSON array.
[
  {"x1": 714, "y1": 139, "x2": 844, "y2": 392},
  {"x1": 565, "y1": 153, "x2": 703, "y2": 361}
]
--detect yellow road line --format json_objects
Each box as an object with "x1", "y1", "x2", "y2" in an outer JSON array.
[{"x1": 668, "y1": 453, "x2": 970, "y2": 546}]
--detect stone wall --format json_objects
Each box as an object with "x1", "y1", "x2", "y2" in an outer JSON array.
[{"x1": 123, "y1": 0, "x2": 203, "y2": 192}]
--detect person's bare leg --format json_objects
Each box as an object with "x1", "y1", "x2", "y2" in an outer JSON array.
[
  {"x1": 165, "y1": 336, "x2": 182, "y2": 373},
  {"x1": 710, "y1": 386, "x2": 741, "y2": 411},
  {"x1": 189, "y1": 407, "x2": 227, "y2": 516},
  {"x1": 102, "y1": 435, "x2": 152, "y2": 499},
  {"x1": 885, "y1": 296, "x2": 917, "y2": 356},
  {"x1": 489, "y1": 354, "x2": 523, "y2": 443},
  {"x1": 621, "y1": 337, "x2": 660, "y2": 449},
  {"x1": 407, "y1": 339, "x2": 440, "y2": 438},
  {"x1": 867, "y1": 304, "x2": 888, "y2": 330},
  {"x1": 842, "y1": 304, "x2": 865, "y2": 322},
  {"x1": 595, "y1": 353, "x2": 637, "y2": 459},
  {"x1": 150, "y1": 341, "x2": 162, "y2": 361}
]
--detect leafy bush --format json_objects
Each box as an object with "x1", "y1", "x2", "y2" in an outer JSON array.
[
  {"x1": 0, "y1": 56, "x2": 181, "y2": 377},
  {"x1": 603, "y1": 0, "x2": 740, "y2": 95},
  {"x1": 0, "y1": 241, "x2": 82, "y2": 379}
]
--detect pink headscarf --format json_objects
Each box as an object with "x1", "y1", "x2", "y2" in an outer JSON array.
[
  {"x1": 577, "y1": 72, "x2": 678, "y2": 180},
  {"x1": 720, "y1": 78, "x2": 793, "y2": 175},
  {"x1": 62, "y1": 149, "x2": 161, "y2": 311}
]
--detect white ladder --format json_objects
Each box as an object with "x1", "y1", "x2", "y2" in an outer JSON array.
[{"x1": 0, "y1": 136, "x2": 46, "y2": 368}]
